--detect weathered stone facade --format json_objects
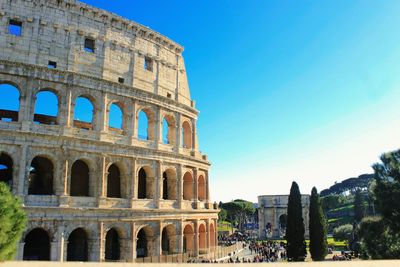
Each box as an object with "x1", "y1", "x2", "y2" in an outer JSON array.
[
  {"x1": 0, "y1": 0, "x2": 218, "y2": 262},
  {"x1": 258, "y1": 195, "x2": 310, "y2": 239}
]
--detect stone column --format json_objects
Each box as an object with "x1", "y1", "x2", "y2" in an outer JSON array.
[
  {"x1": 193, "y1": 168, "x2": 198, "y2": 207},
  {"x1": 130, "y1": 222, "x2": 137, "y2": 260},
  {"x1": 155, "y1": 222, "x2": 162, "y2": 256},
  {"x1": 174, "y1": 55, "x2": 180, "y2": 102},
  {"x1": 16, "y1": 242, "x2": 25, "y2": 260},
  {"x1": 59, "y1": 86, "x2": 72, "y2": 127},
  {"x1": 178, "y1": 221, "x2": 184, "y2": 254},
  {"x1": 177, "y1": 164, "x2": 183, "y2": 209},
  {"x1": 96, "y1": 92, "x2": 108, "y2": 132},
  {"x1": 16, "y1": 144, "x2": 27, "y2": 196},
  {"x1": 154, "y1": 58, "x2": 160, "y2": 94},
  {"x1": 125, "y1": 102, "x2": 134, "y2": 141},
  {"x1": 155, "y1": 106, "x2": 162, "y2": 148},
  {"x1": 130, "y1": 158, "x2": 137, "y2": 207},
  {"x1": 156, "y1": 160, "x2": 163, "y2": 208},
  {"x1": 191, "y1": 118, "x2": 197, "y2": 151},
  {"x1": 97, "y1": 222, "x2": 105, "y2": 262},
  {"x1": 175, "y1": 112, "x2": 181, "y2": 151},
  {"x1": 52, "y1": 225, "x2": 66, "y2": 261},
  {"x1": 194, "y1": 220, "x2": 199, "y2": 256},
  {"x1": 19, "y1": 78, "x2": 32, "y2": 127},
  {"x1": 59, "y1": 154, "x2": 69, "y2": 206},
  {"x1": 205, "y1": 170, "x2": 210, "y2": 204},
  {"x1": 206, "y1": 220, "x2": 210, "y2": 253},
  {"x1": 131, "y1": 100, "x2": 138, "y2": 144},
  {"x1": 98, "y1": 155, "x2": 107, "y2": 207}
]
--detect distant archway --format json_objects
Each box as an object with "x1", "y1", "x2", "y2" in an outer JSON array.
[
  {"x1": 198, "y1": 175, "x2": 206, "y2": 201},
  {"x1": 136, "y1": 227, "x2": 153, "y2": 258},
  {"x1": 23, "y1": 228, "x2": 50, "y2": 261},
  {"x1": 70, "y1": 160, "x2": 89, "y2": 196},
  {"x1": 73, "y1": 96, "x2": 94, "y2": 130},
  {"x1": 108, "y1": 103, "x2": 123, "y2": 130},
  {"x1": 183, "y1": 172, "x2": 193, "y2": 201},
  {"x1": 198, "y1": 224, "x2": 206, "y2": 254},
  {"x1": 182, "y1": 121, "x2": 192, "y2": 149},
  {"x1": 161, "y1": 225, "x2": 176, "y2": 255},
  {"x1": 183, "y1": 225, "x2": 194, "y2": 254}
]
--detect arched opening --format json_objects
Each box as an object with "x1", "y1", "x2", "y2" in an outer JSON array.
[
  {"x1": 162, "y1": 169, "x2": 177, "y2": 200},
  {"x1": 198, "y1": 175, "x2": 206, "y2": 201},
  {"x1": 70, "y1": 160, "x2": 89, "y2": 197},
  {"x1": 138, "y1": 110, "x2": 148, "y2": 140},
  {"x1": 107, "y1": 164, "x2": 121, "y2": 198},
  {"x1": 183, "y1": 172, "x2": 193, "y2": 201},
  {"x1": 161, "y1": 225, "x2": 176, "y2": 255},
  {"x1": 209, "y1": 223, "x2": 216, "y2": 247},
  {"x1": 28, "y1": 156, "x2": 54, "y2": 195},
  {"x1": 73, "y1": 96, "x2": 94, "y2": 130},
  {"x1": 67, "y1": 228, "x2": 88, "y2": 261},
  {"x1": 137, "y1": 108, "x2": 155, "y2": 141},
  {"x1": 162, "y1": 115, "x2": 176, "y2": 145},
  {"x1": 182, "y1": 121, "x2": 192, "y2": 149},
  {"x1": 279, "y1": 214, "x2": 287, "y2": 233},
  {"x1": 33, "y1": 90, "x2": 58, "y2": 125},
  {"x1": 138, "y1": 168, "x2": 147, "y2": 199},
  {"x1": 108, "y1": 103, "x2": 123, "y2": 130},
  {"x1": 0, "y1": 152, "x2": 13, "y2": 188},
  {"x1": 0, "y1": 83, "x2": 20, "y2": 122},
  {"x1": 23, "y1": 228, "x2": 50, "y2": 261},
  {"x1": 105, "y1": 228, "x2": 120, "y2": 261},
  {"x1": 198, "y1": 224, "x2": 206, "y2": 254},
  {"x1": 183, "y1": 225, "x2": 194, "y2": 254},
  {"x1": 136, "y1": 227, "x2": 153, "y2": 258}
]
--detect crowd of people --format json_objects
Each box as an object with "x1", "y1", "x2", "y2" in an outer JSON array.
[{"x1": 247, "y1": 240, "x2": 286, "y2": 262}]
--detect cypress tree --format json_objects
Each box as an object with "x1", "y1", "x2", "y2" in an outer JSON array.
[
  {"x1": 286, "y1": 181, "x2": 306, "y2": 261},
  {"x1": 309, "y1": 187, "x2": 328, "y2": 261},
  {"x1": 354, "y1": 189, "x2": 364, "y2": 223}
]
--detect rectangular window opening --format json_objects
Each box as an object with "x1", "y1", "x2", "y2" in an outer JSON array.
[
  {"x1": 118, "y1": 77, "x2": 125, "y2": 84},
  {"x1": 48, "y1": 61, "x2": 57, "y2": 69},
  {"x1": 167, "y1": 93, "x2": 172, "y2": 98},
  {"x1": 84, "y1": 38, "x2": 95, "y2": 53},
  {"x1": 144, "y1": 57, "x2": 153, "y2": 72},
  {"x1": 9, "y1": 19, "x2": 22, "y2": 36}
]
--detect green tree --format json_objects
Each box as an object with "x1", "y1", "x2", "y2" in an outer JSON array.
[
  {"x1": 309, "y1": 187, "x2": 328, "y2": 261},
  {"x1": 354, "y1": 189, "x2": 365, "y2": 222},
  {"x1": 333, "y1": 224, "x2": 353, "y2": 244},
  {"x1": 0, "y1": 182, "x2": 27, "y2": 261},
  {"x1": 218, "y1": 208, "x2": 227, "y2": 222},
  {"x1": 286, "y1": 181, "x2": 306, "y2": 261},
  {"x1": 221, "y1": 199, "x2": 255, "y2": 230}
]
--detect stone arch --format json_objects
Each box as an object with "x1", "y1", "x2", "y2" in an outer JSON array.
[
  {"x1": 136, "y1": 226, "x2": 154, "y2": 258},
  {"x1": 107, "y1": 163, "x2": 121, "y2": 198},
  {"x1": 73, "y1": 95, "x2": 95, "y2": 130},
  {"x1": 209, "y1": 223, "x2": 216, "y2": 247},
  {"x1": 105, "y1": 228, "x2": 120, "y2": 261},
  {"x1": 137, "y1": 166, "x2": 154, "y2": 199},
  {"x1": 198, "y1": 223, "x2": 207, "y2": 254},
  {"x1": 0, "y1": 83, "x2": 20, "y2": 122},
  {"x1": 108, "y1": 102, "x2": 124, "y2": 131},
  {"x1": 33, "y1": 90, "x2": 58, "y2": 125},
  {"x1": 198, "y1": 175, "x2": 206, "y2": 201},
  {"x1": 70, "y1": 159, "x2": 90, "y2": 196},
  {"x1": 183, "y1": 171, "x2": 194, "y2": 201},
  {"x1": 28, "y1": 155, "x2": 54, "y2": 195},
  {"x1": 162, "y1": 114, "x2": 176, "y2": 145},
  {"x1": 162, "y1": 168, "x2": 177, "y2": 200},
  {"x1": 182, "y1": 120, "x2": 192, "y2": 149},
  {"x1": 23, "y1": 228, "x2": 50, "y2": 261},
  {"x1": 183, "y1": 224, "x2": 194, "y2": 254},
  {"x1": 0, "y1": 152, "x2": 13, "y2": 188},
  {"x1": 161, "y1": 224, "x2": 176, "y2": 255},
  {"x1": 279, "y1": 214, "x2": 287, "y2": 235},
  {"x1": 67, "y1": 228, "x2": 88, "y2": 261},
  {"x1": 137, "y1": 107, "x2": 155, "y2": 141}
]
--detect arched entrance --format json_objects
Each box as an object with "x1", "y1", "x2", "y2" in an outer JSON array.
[
  {"x1": 183, "y1": 224, "x2": 194, "y2": 254},
  {"x1": 161, "y1": 225, "x2": 176, "y2": 255},
  {"x1": 0, "y1": 152, "x2": 13, "y2": 188},
  {"x1": 183, "y1": 172, "x2": 193, "y2": 200},
  {"x1": 198, "y1": 224, "x2": 206, "y2": 254},
  {"x1": 28, "y1": 156, "x2": 54, "y2": 195},
  {"x1": 70, "y1": 160, "x2": 89, "y2": 196},
  {"x1": 107, "y1": 164, "x2": 121, "y2": 198},
  {"x1": 105, "y1": 228, "x2": 120, "y2": 261},
  {"x1": 67, "y1": 228, "x2": 88, "y2": 261},
  {"x1": 279, "y1": 214, "x2": 287, "y2": 237},
  {"x1": 138, "y1": 168, "x2": 147, "y2": 199},
  {"x1": 209, "y1": 223, "x2": 216, "y2": 247},
  {"x1": 198, "y1": 175, "x2": 206, "y2": 201},
  {"x1": 23, "y1": 228, "x2": 50, "y2": 261},
  {"x1": 136, "y1": 227, "x2": 153, "y2": 258}
]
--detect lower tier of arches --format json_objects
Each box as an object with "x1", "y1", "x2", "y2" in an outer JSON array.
[{"x1": 17, "y1": 216, "x2": 218, "y2": 262}]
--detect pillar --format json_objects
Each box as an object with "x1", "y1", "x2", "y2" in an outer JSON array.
[
  {"x1": 16, "y1": 242, "x2": 24, "y2": 260},
  {"x1": 156, "y1": 160, "x2": 163, "y2": 208},
  {"x1": 98, "y1": 155, "x2": 107, "y2": 207},
  {"x1": 16, "y1": 144, "x2": 27, "y2": 196},
  {"x1": 131, "y1": 222, "x2": 137, "y2": 260},
  {"x1": 155, "y1": 106, "x2": 162, "y2": 148},
  {"x1": 175, "y1": 112, "x2": 181, "y2": 150},
  {"x1": 191, "y1": 118, "x2": 197, "y2": 151},
  {"x1": 193, "y1": 168, "x2": 198, "y2": 206},
  {"x1": 59, "y1": 86, "x2": 72, "y2": 127},
  {"x1": 194, "y1": 220, "x2": 199, "y2": 256},
  {"x1": 131, "y1": 100, "x2": 137, "y2": 144},
  {"x1": 96, "y1": 92, "x2": 108, "y2": 132},
  {"x1": 177, "y1": 164, "x2": 183, "y2": 209}
]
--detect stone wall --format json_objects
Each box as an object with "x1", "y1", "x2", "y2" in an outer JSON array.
[{"x1": 0, "y1": 0, "x2": 218, "y2": 262}]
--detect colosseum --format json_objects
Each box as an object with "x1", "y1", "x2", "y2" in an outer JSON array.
[{"x1": 0, "y1": 0, "x2": 218, "y2": 262}]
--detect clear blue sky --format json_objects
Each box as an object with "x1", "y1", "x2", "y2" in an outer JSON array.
[{"x1": 4, "y1": 0, "x2": 400, "y2": 202}]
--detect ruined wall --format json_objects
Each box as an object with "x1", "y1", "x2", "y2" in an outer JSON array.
[{"x1": 0, "y1": 0, "x2": 218, "y2": 262}]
